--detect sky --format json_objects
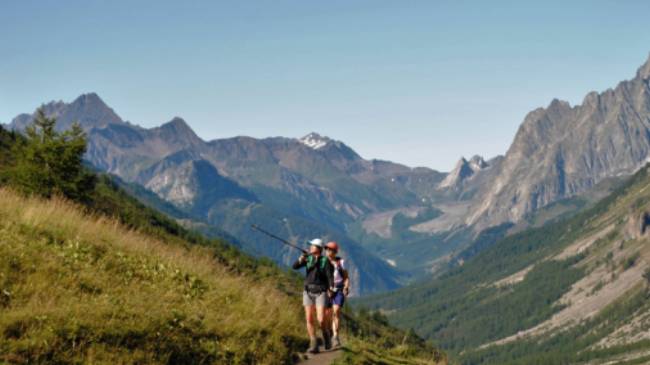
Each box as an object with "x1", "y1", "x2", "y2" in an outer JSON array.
[{"x1": 1, "y1": 1, "x2": 650, "y2": 171}]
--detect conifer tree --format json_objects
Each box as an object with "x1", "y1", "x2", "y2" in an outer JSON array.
[{"x1": 10, "y1": 108, "x2": 95, "y2": 200}]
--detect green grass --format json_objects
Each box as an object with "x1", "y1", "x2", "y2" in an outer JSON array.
[
  {"x1": 333, "y1": 310, "x2": 447, "y2": 365},
  {"x1": 0, "y1": 188, "x2": 306, "y2": 364}
]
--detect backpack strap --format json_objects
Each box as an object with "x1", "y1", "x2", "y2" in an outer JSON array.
[{"x1": 306, "y1": 255, "x2": 328, "y2": 270}]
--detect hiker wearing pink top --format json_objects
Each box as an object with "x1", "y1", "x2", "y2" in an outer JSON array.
[{"x1": 324, "y1": 241, "x2": 350, "y2": 348}]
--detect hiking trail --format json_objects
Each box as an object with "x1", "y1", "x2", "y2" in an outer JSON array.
[{"x1": 298, "y1": 347, "x2": 343, "y2": 365}]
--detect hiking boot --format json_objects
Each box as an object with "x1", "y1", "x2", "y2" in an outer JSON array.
[
  {"x1": 323, "y1": 330, "x2": 332, "y2": 350},
  {"x1": 333, "y1": 335, "x2": 342, "y2": 348},
  {"x1": 308, "y1": 337, "x2": 319, "y2": 354}
]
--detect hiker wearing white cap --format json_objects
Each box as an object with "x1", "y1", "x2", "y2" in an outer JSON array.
[{"x1": 292, "y1": 238, "x2": 335, "y2": 353}]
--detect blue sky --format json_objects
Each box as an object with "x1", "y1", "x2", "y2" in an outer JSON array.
[{"x1": 1, "y1": 1, "x2": 650, "y2": 171}]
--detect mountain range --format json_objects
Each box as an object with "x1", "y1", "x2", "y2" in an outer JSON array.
[{"x1": 9, "y1": 54, "x2": 650, "y2": 294}]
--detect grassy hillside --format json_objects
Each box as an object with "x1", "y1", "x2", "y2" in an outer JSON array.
[
  {"x1": 0, "y1": 188, "x2": 306, "y2": 363},
  {"x1": 358, "y1": 165, "x2": 650, "y2": 364},
  {"x1": 0, "y1": 124, "x2": 445, "y2": 364},
  {"x1": 334, "y1": 310, "x2": 447, "y2": 365}
]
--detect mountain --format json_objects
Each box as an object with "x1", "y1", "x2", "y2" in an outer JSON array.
[
  {"x1": 467, "y1": 55, "x2": 650, "y2": 230},
  {"x1": 359, "y1": 165, "x2": 650, "y2": 364},
  {"x1": 10, "y1": 94, "x2": 426, "y2": 293},
  {"x1": 10, "y1": 54, "x2": 650, "y2": 288},
  {"x1": 8, "y1": 93, "x2": 505, "y2": 282}
]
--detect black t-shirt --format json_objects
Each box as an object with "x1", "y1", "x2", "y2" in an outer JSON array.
[{"x1": 292, "y1": 254, "x2": 334, "y2": 291}]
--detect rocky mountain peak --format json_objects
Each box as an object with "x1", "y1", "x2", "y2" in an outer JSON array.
[
  {"x1": 635, "y1": 53, "x2": 650, "y2": 80},
  {"x1": 468, "y1": 155, "x2": 488, "y2": 171},
  {"x1": 67, "y1": 93, "x2": 123, "y2": 126},
  {"x1": 297, "y1": 132, "x2": 362, "y2": 164},
  {"x1": 154, "y1": 116, "x2": 203, "y2": 148},
  {"x1": 73, "y1": 92, "x2": 103, "y2": 106},
  {"x1": 299, "y1": 132, "x2": 331, "y2": 150},
  {"x1": 438, "y1": 155, "x2": 487, "y2": 189},
  {"x1": 582, "y1": 91, "x2": 600, "y2": 107},
  {"x1": 161, "y1": 117, "x2": 193, "y2": 134},
  {"x1": 40, "y1": 100, "x2": 67, "y2": 116},
  {"x1": 9, "y1": 92, "x2": 123, "y2": 132},
  {"x1": 548, "y1": 98, "x2": 572, "y2": 112}
]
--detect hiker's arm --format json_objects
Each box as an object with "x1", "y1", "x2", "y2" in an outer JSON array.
[
  {"x1": 342, "y1": 269, "x2": 350, "y2": 296},
  {"x1": 292, "y1": 254, "x2": 307, "y2": 270}
]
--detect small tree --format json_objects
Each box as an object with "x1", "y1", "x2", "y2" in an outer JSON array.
[{"x1": 10, "y1": 108, "x2": 95, "y2": 200}]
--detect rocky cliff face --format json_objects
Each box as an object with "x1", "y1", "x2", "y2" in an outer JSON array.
[{"x1": 468, "y1": 55, "x2": 650, "y2": 229}]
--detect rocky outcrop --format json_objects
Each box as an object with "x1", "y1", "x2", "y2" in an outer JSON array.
[
  {"x1": 625, "y1": 211, "x2": 650, "y2": 239},
  {"x1": 468, "y1": 54, "x2": 650, "y2": 229}
]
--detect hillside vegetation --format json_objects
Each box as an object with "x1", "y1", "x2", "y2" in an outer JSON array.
[
  {"x1": 0, "y1": 188, "x2": 304, "y2": 363},
  {"x1": 0, "y1": 119, "x2": 446, "y2": 364},
  {"x1": 360, "y1": 165, "x2": 650, "y2": 364}
]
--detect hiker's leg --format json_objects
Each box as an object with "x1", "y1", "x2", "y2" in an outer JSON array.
[
  {"x1": 316, "y1": 304, "x2": 327, "y2": 331},
  {"x1": 332, "y1": 305, "x2": 341, "y2": 337},
  {"x1": 317, "y1": 293, "x2": 333, "y2": 349},
  {"x1": 323, "y1": 307, "x2": 331, "y2": 334},
  {"x1": 304, "y1": 305, "x2": 316, "y2": 339}
]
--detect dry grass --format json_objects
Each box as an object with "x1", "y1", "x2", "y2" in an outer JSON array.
[{"x1": 0, "y1": 188, "x2": 305, "y2": 364}]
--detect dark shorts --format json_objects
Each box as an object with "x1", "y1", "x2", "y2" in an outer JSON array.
[{"x1": 330, "y1": 290, "x2": 345, "y2": 307}]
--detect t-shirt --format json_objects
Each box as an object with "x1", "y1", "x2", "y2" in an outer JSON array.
[{"x1": 333, "y1": 258, "x2": 346, "y2": 288}]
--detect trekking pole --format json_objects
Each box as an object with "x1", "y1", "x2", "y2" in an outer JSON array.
[{"x1": 250, "y1": 224, "x2": 308, "y2": 254}]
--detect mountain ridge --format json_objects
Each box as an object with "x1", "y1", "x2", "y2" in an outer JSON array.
[
  {"x1": 467, "y1": 53, "x2": 650, "y2": 229},
  {"x1": 11, "y1": 53, "x2": 650, "y2": 289}
]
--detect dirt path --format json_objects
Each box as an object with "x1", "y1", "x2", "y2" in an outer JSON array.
[{"x1": 298, "y1": 347, "x2": 343, "y2": 365}]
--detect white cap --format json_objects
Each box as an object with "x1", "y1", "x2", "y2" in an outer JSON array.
[{"x1": 308, "y1": 238, "x2": 324, "y2": 248}]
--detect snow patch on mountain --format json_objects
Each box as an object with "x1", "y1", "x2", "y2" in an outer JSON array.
[
  {"x1": 299, "y1": 132, "x2": 330, "y2": 150},
  {"x1": 385, "y1": 259, "x2": 397, "y2": 267}
]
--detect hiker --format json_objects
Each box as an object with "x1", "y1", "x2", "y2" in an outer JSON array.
[
  {"x1": 324, "y1": 241, "x2": 349, "y2": 348},
  {"x1": 292, "y1": 238, "x2": 335, "y2": 353}
]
